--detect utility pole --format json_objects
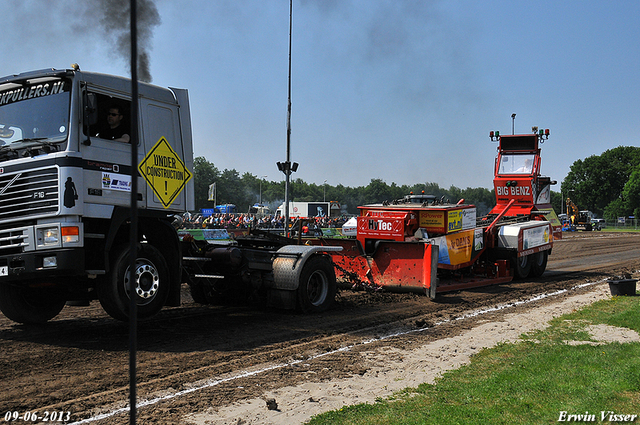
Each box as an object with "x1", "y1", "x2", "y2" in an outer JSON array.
[
  {"x1": 128, "y1": 0, "x2": 139, "y2": 422},
  {"x1": 277, "y1": 0, "x2": 297, "y2": 234},
  {"x1": 323, "y1": 180, "x2": 327, "y2": 202},
  {"x1": 260, "y1": 175, "x2": 267, "y2": 205}
]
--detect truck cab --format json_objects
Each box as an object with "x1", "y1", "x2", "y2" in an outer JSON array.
[
  {"x1": 0, "y1": 67, "x2": 194, "y2": 323},
  {"x1": 489, "y1": 129, "x2": 562, "y2": 239}
]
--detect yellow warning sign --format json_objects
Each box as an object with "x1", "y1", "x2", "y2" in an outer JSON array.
[{"x1": 138, "y1": 136, "x2": 192, "y2": 208}]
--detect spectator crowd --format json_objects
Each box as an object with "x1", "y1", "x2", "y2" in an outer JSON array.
[{"x1": 179, "y1": 212, "x2": 349, "y2": 232}]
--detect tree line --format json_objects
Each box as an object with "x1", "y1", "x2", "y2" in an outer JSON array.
[
  {"x1": 193, "y1": 156, "x2": 499, "y2": 216},
  {"x1": 194, "y1": 146, "x2": 640, "y2": 220},
  {"x1": 561, "y1": 146, "x2": 640, "y2": 220}
]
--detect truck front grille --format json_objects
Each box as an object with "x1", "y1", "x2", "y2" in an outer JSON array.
[
  {"x1": 0, "y1": 227, "x2": 32, "y2": 255},
  {"x1": 0, "y1": 167, "x2": 59, "y2": 221}
]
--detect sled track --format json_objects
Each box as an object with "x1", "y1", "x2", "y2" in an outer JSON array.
[{"x1": 0, "y1": 233, "x2": 639, "y2": 423}]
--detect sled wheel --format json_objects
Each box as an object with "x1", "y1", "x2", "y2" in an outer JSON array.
[
  {"x1": 297, "y1": 256, "x2": 336, "y2": 313},
  {"x1": 513, "y1": 254, "x2": 532, "y2": 279},
  {"x1": 530, "y1": 251, "x2": 548, "y2": 277},
  {"x1": 0, "y1": 284, "x2": 66, "y2": 324},
  {"x1": 98, "y1": 244, "x2": 170, "y2": 321}
]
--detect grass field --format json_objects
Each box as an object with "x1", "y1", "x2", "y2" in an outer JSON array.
[{"x1": 599, "y1": 228, "x2": 640, "y2": 233}]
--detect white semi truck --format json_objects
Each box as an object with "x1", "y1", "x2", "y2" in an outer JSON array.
[{"x1": 0, "y1": 67, "x2": 341, "y2": 324}]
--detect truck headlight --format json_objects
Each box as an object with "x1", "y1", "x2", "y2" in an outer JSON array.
[
  {"x1": 37, "y1": 227, "x2": 60, "y2": 246},
  {"x1": 43, "y1": 256, "x2": 57, "y2": 268}
]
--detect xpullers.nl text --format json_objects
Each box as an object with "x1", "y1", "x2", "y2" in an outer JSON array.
[{"x1": 0, "y1": 81, "x2": 66, "y2": 106}]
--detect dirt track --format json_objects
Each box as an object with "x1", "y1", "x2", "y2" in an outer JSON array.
[{"x1": 0, "y1": 232, "x2": 639, "y2": 424}]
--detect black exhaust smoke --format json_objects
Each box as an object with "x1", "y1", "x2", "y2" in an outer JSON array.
[{"x1": 94, "y1": 0, "x2": 161, "y2": 82}]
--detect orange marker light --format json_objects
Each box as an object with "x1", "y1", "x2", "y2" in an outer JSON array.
[
  {"x1": 61, "y1": 226, "x2": 79, "y2": 236},
  {"x1": 61, "y1": 226, "x2": 80, "y2": 243}
]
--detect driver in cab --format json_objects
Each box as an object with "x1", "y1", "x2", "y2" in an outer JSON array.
[{"x1": 96, "y1": 105, "x2": 130, "y2": 143}]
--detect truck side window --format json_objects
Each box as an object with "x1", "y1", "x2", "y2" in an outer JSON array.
[{"x1": 86, "y1": 93, "x2": 132, "y2": 144}]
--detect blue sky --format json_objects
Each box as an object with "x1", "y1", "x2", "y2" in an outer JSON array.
[{"x1": 4, "y1": 0, "x2": 639, "y2": 191}]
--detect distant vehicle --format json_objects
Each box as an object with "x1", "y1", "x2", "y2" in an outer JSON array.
[
  {"x1": 566, "y1": 198, "x2": 594, "y2": 231},
  {"x1": 215, "y1": 204, "x2": 237, "y2": 214},
  {"x1": 248, "y1": 203, "x2": 271, "y2": 218}
]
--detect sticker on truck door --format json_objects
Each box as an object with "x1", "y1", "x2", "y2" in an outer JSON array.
[
  {"x1": 138, "y1": 136, "x2": 192, "y2": 208},
  {"x1": 101, "y1": 172, "x2": 132, "y2": 192}
]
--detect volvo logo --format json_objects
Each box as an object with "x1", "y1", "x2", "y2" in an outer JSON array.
[{"x1": 0, "y1": 173, "x2": 21, "y2": 195}]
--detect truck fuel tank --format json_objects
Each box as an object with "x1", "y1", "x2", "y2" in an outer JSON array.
[{"x1": 204, "y1": 246, "x2": 243, "y2": 270}]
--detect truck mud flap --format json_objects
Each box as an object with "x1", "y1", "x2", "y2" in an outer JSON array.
[
  {"x1": 314, "y1": 240, "x2": 438, "y2": 299},
  {"x1": 269, "y1": 244, "x2": 343, "y2": 310},
  {"x1": 271, "y1": 245, "x2": 343, "y2": 291}
]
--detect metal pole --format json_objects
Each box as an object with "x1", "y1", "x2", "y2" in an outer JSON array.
[
  {"x1": 260, "y1": 175, "x2": 267, "y2": 205},
  {"x1": 511, "y1": 113, "x2": 516, "y2": 135},
  {"x1": 323, "y1": 179, "x2": 327, "y2": 202},
  {"x1": 128, "y1": 0, "x2": 139, "y2": 423},
  {"x1": 284, "y1": 0, "x2": 293, "y2": 234}
]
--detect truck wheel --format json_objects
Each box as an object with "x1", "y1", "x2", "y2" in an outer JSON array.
[
  {"x1": 98, "y1": 244, "x2": 170, "y2": 321},
  {"x1": 297, "y1": 256, "x2": 336, "y2": 313},
  {"x1": 530, "y1": 251, "x2": 548, "y2": 277},
  {"x1": 513, "y1": 254, "x2": 532, "y2": 279},
  {"x1": 0, "y1": 284, "x2": 66, "y2": 324}
]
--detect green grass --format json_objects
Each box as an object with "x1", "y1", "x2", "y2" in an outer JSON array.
[
  {"x1": 596, "y1": 228, "x2": 640, "y2": 233},
  {"x1": 308, "y1": 294, "x2": 640, "y2": 425}
]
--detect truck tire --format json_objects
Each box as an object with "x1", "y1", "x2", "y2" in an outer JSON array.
[
  {"x1": 530, "y1": 251, "x2": 548, "y2": 277},
  {"x1": 98, "y1": 244, "x2": 170, "y2": 321},
  {"x1": 513, "y1": 254, "x2": 532, "y2": 279},
  {"x1": 296, "y1": 256, "x2": 336, "y2": 313},
  {"x1": 0, "y1": 284, "x2": 66, "y2": 324}
]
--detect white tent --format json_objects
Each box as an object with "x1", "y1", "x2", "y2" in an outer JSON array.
[{"x1": 341, "y1": 217, "x2": 357, "y2": 237}]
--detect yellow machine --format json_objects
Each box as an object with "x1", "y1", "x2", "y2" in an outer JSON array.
[{"x1": 566, "y1": 198, "x2": 593, "y2": 231}]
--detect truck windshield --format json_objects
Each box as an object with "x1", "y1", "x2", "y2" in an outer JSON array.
[
  {"x1": 498, "y1": 154, "x2": 535, "y2": 175},
  {"x1": 0, "y1": 78, "x2": 71, "y2": 156}
]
